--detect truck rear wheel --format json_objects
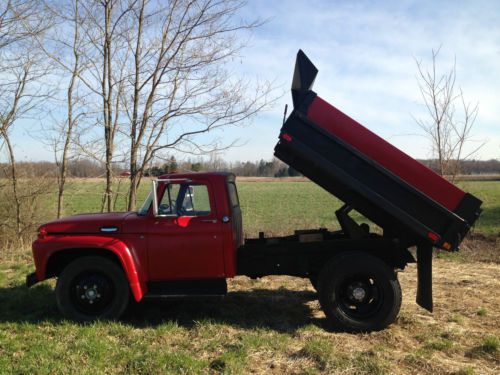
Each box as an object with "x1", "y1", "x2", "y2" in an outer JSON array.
[
  {"x1": 318, "y1": 252, "x2": 401, "y2": 332},
  {"x1": 55, "y1": 256, "x2": 130, "y2": 322}
]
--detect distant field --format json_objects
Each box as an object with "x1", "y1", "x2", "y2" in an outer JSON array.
[{"x1": 57, "y1": 178, "x2": 500, "y2": 237}]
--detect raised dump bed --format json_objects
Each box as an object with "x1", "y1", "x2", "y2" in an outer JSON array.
[{"x1": 275, "y1": 50, "x2": 482, "y2": 251}]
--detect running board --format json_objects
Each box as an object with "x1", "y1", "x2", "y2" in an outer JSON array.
[
  {"x1": 143, "y1": 294, "x2": 225, "y2": 300},
  {"x1": 144, "y1": 278, "x2": 227, "y2": 299}
]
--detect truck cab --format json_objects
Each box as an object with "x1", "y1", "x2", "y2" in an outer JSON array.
[
  {"x1": 141, "y1": 172, "x2": 242, "y2": 281},
  {"x1": 29, "y1": 173, "x2": 243, "y2": 321}
]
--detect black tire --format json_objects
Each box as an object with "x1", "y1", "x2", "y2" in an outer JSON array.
[
  {"x1": 318, "y1": 252, "x2": 402, "y2": 332},
  {"x1": 56, "y1": 256, "x2": 130, "y2": 322}
]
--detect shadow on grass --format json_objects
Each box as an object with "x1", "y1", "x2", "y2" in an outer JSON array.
[
  {"x1": 126, "y1": 288, "x2": 324, "y2": 332},
  {"x1": 0, "y1": 283, "x2": 61, "y2": 323},
  {"x1": 0, "y1": 283, "x2": 324, "y2": 333}
]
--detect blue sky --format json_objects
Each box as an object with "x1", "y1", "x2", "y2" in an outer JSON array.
[
  {"x1": 9, "y1": 0, "x2": 500, "y2": 162},
  {"x1": 221, "y1": 0, "x2": 500, "y2": 162}
]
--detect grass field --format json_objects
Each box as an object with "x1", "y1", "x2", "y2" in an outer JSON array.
[{"x1": 0, "y1": 178, "x2": 499, "y2": 374}]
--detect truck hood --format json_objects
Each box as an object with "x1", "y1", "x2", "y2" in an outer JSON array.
[{"x1": 41, "y1": 212, "x2": 135, "y2": 235}]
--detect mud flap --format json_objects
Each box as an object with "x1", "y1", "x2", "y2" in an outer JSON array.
[
  {"x1": 26, "y1": 272, "x2": 39, "y2": 288},
  {"x1": 416, "y1": 243, "x2": 433, "y2": 312}
]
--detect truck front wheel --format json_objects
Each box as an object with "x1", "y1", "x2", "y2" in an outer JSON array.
[
  {"x1": 318, "y1": 252, "x2": 402, "y2": 332},
  {"x1": 55, "y1": 256, "x2": 130, "y2": 322}
]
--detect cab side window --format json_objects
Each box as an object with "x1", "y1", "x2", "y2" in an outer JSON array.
[
  {"x1": 159, "y1": 183, "x2": 211, "y2": 216},
  {"x1": 158, "y1": 184, "x2": 181, "y2": 215}
]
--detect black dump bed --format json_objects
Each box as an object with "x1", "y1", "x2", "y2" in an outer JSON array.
[{"x1": 274, "y1": 51, "x2": 482, "y2": 251}]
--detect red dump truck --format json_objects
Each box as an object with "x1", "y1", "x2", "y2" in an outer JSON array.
[{"x1": 27, "y1": 51, "x2": 482, "y2": 332}]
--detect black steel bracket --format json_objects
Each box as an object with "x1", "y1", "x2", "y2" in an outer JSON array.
[
  {"x1": 335, "y1": 204, "x2": 368, "y2": 239},
  {"x1": 26, "y1": 272, "x2": 39, "y2": 288},
  {"x1": 416, "y1": 243, "x2": 433, "y2": 312}
]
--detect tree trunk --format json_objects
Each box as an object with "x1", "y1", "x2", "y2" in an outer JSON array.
[
  {"x1": 104, "y1": 137, "x2": 113, "y2": 212},
  {"x1": 102, "y1": 0, "x2": 113, "y2": 212},
  {"x1": 128, "y1": 170, "x2": 139, "y2": 212},
  {"x1": 3, "y1": 133, "x2": 21, "y2": 235},
  {"x1": 127, "y1": 1, "x2": 144, "y2": 212},
  {"x1": 56, "y1": 0, "x2": 80, "y2": 218},
  {"x1": 128, "y1": 147, "x2": 138, "y2": 211}
]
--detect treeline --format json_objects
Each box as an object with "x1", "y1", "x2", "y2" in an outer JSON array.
[
  {"x1": 143, "y1": 157, "x2": 301, "y2": 177},
  {"x1": 2, "y1": 158, "x2": 500, "y2": 179},
  {"x1": 0, "y1": 159, "x2": 105, "y2": 179},
  {"x1": 0, "y1": 157, "x2": 300, "y2": 178},
  {"x1": 418, "y1": 159, "x2": 500, "y2": 175}
]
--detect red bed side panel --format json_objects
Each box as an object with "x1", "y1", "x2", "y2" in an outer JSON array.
[{"x1": 307, "y1": 96, "x2": 465, "y2": 211}]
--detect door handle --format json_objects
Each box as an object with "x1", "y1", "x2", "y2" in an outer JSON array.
[{"x1": 201, "y1": 219, "x2": 217, "y2": 223}]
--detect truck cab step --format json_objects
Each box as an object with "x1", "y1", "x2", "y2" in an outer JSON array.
[{"x1": 144, "y1": 278, "x2": 227, "y2": 299}]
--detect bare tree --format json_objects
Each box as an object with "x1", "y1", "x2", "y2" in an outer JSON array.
[
  {"x1": 121, "y1": 0, "x2": 273, "y2": 210},
  {"x1": 57, "y1": 1, "x2": 81, "y2": 218},
  {"x1": 66, "y1": 0, "x2": 135, "y2": 212},
  {"x1": 0, "y1": 0, "x2": 53, "y2": 235},
  {"x1": 38, "y1": 0, "x2": 86, "y2": 218},
  {"x1": 0, "y1": 0, "x2": 49, "y2": 49},
  {"x1": 34, "y1": 0, "x2": 274, "y2": 213},
  {"x1": 415, "y1": 48, "x2": 482, "y2": 181}
]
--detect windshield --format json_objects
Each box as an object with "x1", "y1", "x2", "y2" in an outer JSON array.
[{"x1": 138, "y1": 190, "x2": 153, "y2": 216}]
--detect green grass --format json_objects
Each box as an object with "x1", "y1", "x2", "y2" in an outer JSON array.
[
  {"x1": 453, "y1": 367, "x2": 475, "y2": 375},
  {"x1": 477, "y1": 335, "x2": 499, "y2": 354},
  {"x1": 466, "y1": 335, "x2": 499, "y2": 359},
  {"x1": 476, "y1": 308, "x2": 487, "y2": 316},
  {"x1": 238, "y1": 181, "x2": 345, "y2": 236},
  {"x1": 299, "y1": 338, "x2": 335, "y2": 370},
  {"x1": 458, "y1": 181, "x2": 500, "y2": 236},
  {"x1": 60, "y1": 179, "x2": 151, "y2": 214}
]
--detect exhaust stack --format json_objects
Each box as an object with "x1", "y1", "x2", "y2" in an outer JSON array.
[{"x1": 291, "y1": 50, "x2": 318, "y2": 108}]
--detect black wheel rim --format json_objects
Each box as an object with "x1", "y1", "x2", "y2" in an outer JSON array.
[
  {"x1": 336, "y1": 274, "x2": 384, "y2": 320},
  {"x1": 70, "y1": 271, "x2": 115, "y2": 316}
]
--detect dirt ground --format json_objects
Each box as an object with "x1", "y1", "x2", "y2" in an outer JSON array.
[{"x1": 227, "y1": 258, "x2": 500, "y2": 374}]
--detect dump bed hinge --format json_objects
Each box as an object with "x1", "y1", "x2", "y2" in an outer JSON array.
[{"x1": 335, "y1": 204, "x2": 369, "y2": 239}]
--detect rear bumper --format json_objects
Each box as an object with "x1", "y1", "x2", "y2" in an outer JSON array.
[{"x1": 26, "y1": 272, "x2": 39, "y2": 288}]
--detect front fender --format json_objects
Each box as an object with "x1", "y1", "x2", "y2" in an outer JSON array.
[{"x1": 32, "y1": 235, "x2": 148, "y2": 302}]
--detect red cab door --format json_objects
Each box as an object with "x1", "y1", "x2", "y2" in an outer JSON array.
[{"x1": 147, "y1": 181, "x2": 225, "y2": 280}]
